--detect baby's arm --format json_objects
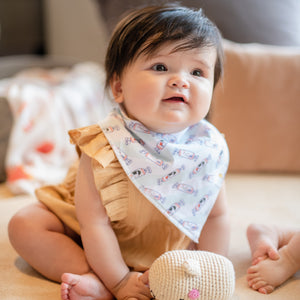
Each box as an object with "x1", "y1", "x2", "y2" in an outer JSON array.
[
  {"x1": 75, "y1": 153, "x2": 151, "y2": 299},
  {"x1": 196, "y1": 184, "x2": 230, "y2": 256}
]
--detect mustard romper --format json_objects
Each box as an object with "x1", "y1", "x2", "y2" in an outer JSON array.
[{"x1": 36, "y1": 124, "x2": 191, "y2": 271}]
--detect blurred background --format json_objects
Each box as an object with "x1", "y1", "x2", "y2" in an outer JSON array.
[
  {"x1": 1, "y1": 0, "x2": 300, "y2": 62},
  {"x1": 0, "y1": 0, "x2": 108, "y2": 64}
]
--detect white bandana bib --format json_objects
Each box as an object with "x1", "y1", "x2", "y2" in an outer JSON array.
[{"x1": 99, "y1": 108, "x2": 229, "y2": 242}]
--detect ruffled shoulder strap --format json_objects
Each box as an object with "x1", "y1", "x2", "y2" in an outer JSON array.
[
  {"x1": 68, "y1": 124, "x2": 115, "y2": 168},
  {"x1": 68, "y1": 124, "x2": 128, "y2": 222}
]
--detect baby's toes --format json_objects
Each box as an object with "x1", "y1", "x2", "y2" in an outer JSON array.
[
  {"x1": 246, "y1": 270, "x2": 259, "y2": 285},
  {"x1": 258, "y1": 285, "x2": 275, "y2": 294},
  {"x1": 247, "y1": 265, "x2": 259, "y2": 274},
  {"x1": 251, "y1": 279, "x2": 268, "y2": 291},
  {"x1": 247, "y1": 273, "x2": 265, "y2": 289},
  {"x1": 246, "y1": 272, "x2": 257, "y2": 283},
  {"x1": 61, "y1": 282, "x2": 71, "y2": 300}
]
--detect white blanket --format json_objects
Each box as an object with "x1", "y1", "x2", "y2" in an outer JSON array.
[{"x1": 0, "y1": 63, "x2": 113, "y2": 195}]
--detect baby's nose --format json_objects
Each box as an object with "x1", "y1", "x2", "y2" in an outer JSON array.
[{"x1": 168, "y1": 75, "x2": 190, "y2": 89}]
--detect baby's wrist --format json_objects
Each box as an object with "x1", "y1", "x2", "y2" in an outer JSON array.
[{"x1": 110, "y1": 270, "x2": 132, "y2": 298}]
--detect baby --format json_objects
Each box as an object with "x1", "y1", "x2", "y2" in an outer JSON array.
[
  {"x1": 9, "y1": 4, "x2": 230, "y2": 300},
  {"x1": 247, "y1": 223, "x2": 300, "y2": 294}
]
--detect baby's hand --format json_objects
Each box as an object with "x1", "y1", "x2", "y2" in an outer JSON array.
[
  {"x1": 252, "y1": 248, "x2": 280, "y2": 265},
  {"x1": 112, "y1": 271, "x2": 151, "y2": 300}
]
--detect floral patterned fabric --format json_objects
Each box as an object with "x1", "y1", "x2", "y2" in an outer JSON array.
[{"x1": 0, "y1": 63, "x2": 111, "y2": 194}]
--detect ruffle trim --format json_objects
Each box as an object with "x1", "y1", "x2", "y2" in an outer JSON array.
[{"x1": 69, "y1": 125, "x2": 128, "y2": 221}]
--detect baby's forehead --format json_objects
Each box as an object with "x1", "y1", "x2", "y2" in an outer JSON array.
[
  {"x1": 137, "y1": 39, "x2": 215, "y2": 59},
  {"x1": 137, "y1": 40, "x2": 217, "y2": 64}
]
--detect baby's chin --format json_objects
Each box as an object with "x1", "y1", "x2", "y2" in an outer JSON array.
[{"x1": 146, "y1": 121, "x2": 195, "y2": 134}]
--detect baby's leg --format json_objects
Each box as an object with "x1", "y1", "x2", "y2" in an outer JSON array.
[
  {"x1": 247, "y1": 224, "x2": 280, "y2": 264},
  {"x1": 8, "y1": 202, "x2": 113, "y2": 300},
  {"x1": 247, "y1": 231, "x2": 300, "y2": 294},
  {"x1": 8, "y1": 202, "x2": 89, "y2": 281}
]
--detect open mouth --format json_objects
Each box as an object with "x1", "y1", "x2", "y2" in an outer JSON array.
[{"x1": 163, "y1": 96, "x2": 185, "y2": 103}]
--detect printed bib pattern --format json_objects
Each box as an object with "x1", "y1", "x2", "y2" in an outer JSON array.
[{"x1": 99, "y1": 108, "x2": 229, "y2": 242}]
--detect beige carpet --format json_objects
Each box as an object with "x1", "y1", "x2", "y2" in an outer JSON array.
[{"x1": 1, "y1": 173, "x2": 300, "y2": 300}]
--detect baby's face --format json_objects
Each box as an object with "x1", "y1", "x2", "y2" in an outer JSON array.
[{"x1": 111, "y1": 41, "x2": 217, "y2": 133}]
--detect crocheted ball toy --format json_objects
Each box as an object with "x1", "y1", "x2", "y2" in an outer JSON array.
[{"x1": 149, "y1": 250, "x2": 235, "y2": 300}]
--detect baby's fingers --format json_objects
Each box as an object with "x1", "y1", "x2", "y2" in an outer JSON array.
[
  {"x1": 127, "y1": 296, "x2": 148, "y2": 300},
  {"x1": 268, "y1": 248, "x2": 280, "y2": 260},
  {"x1": 252, "y1": 255, "x2": 267, "y2": 265},
  {"x1": 139, "y1": 270, "x2": 149, "y2": 286}
]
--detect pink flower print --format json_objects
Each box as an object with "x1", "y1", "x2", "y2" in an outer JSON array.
[
  {"x1": 36, "y1": 141, "x2": 55, "y2": 154},
  {"x1": 7, "y1": 165, "x2": 31, "y2": 182},
  {"x1": 188, "y1": 288, "x2": 199, "y2": 300}
]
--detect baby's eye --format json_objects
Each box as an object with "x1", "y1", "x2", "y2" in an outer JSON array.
[
  {"x1": 191, "y1": 69, "x2": 203, "y2": 77},
  {"x1": 152, "y1": 64, "x2": 168, "y2": 72}
]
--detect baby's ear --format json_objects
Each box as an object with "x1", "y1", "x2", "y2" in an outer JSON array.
[{"x1": 110, "y1": 73, "x2": 124, "y2": 103}]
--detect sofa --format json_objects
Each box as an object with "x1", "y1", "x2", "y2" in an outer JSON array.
[{"x1": 0, "y1": 0, "x2": 299, "y2": 299}]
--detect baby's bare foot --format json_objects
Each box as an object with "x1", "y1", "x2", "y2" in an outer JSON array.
[
  {"x1": 247, "y1": 246, "x2": 299, "y2": 294},
  {"x1": 247, "y1": 223, "x2": 280, "y2": 264},
  {"x1": 61, "y1": 272, "x2": 113, "y2": 300}
]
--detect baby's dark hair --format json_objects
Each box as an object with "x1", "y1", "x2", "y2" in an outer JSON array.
[{"x1": 105, "y1": 4, "x2": 224, "y2": 88}]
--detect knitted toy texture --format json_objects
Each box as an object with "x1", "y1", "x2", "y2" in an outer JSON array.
[{"x1": 149, "y1": 250, "x2": 235, "y2": 300}]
